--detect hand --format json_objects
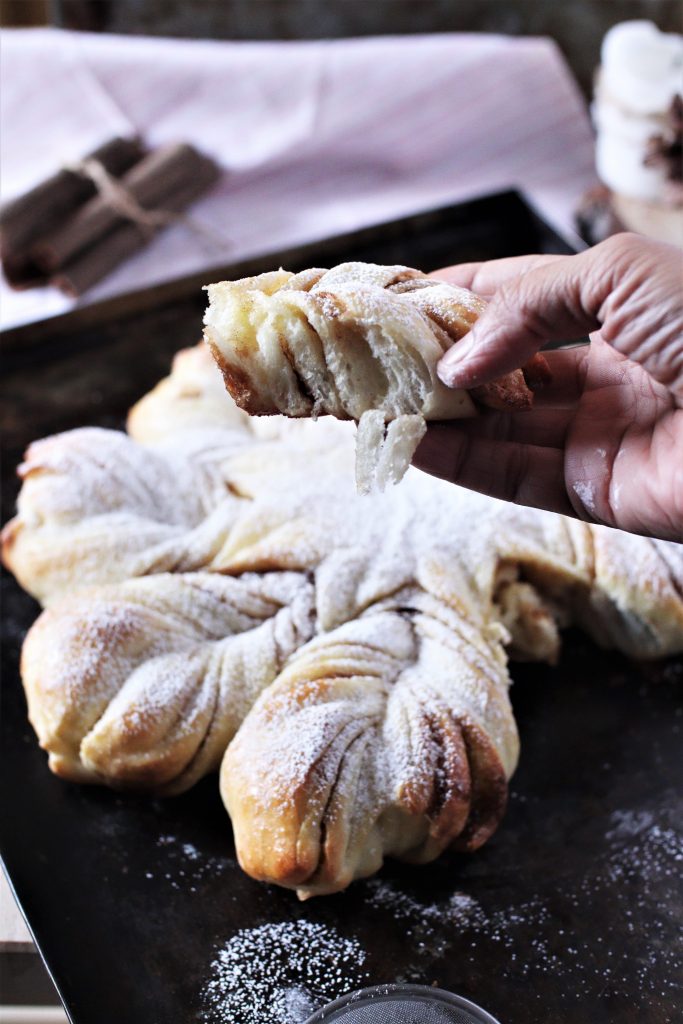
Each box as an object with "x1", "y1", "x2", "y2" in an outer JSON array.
[{"x1": 413, "y1": 233, "x2": 683, "y2": 542}]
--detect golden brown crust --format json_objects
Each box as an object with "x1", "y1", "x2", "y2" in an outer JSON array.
[
  {"x1": 205, "y1": 336, "x2": 279, "y2": 416},
  {"x1": 469, "y1": 354, "x2": 552, "y2": 411},
  {"x1": 471, "y1": 368, "x2": 535, "y2": 411},
  {"x1": 522, "y1": 352, "x2": 554, "y2": 393},
  {"x1": 220, "y1": 589, "x2": 521, "y2": 897},
  {"x1": 450, "y1": 720, "x2": 508, "y2": 852}
]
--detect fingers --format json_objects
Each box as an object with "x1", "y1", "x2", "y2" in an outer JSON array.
[
  {"x1": 413, "y1": 424, "x2": 575, "y2": 518},
  {"x1": 596, "y1": 235, "x2": 683, "y2": 400},
  {"x1": 421, "y1": 236, "x2": 682, "y2": 535},
  {"x1": 436, "y1": 235, "x2": 683, "y2": 402},
  {"x1": 412, "y1": 347, "x2": 589, "y2": 509},
  {"x1": 430, "y1": 253, "x2": 566, "y2": 296}
]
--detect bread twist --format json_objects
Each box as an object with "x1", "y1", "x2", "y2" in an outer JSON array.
[
  {"x1": 203, "y1": 263, "x2": 549, "y2": 491},
  {"x1": 1, "y1": 426, "x2": 250, "y2": 606},
  {"x1": 21, "y1": 571, "x2": 314, "y2": 794},
  {"x1": 222, "y1": 588, "x2": 517, "y2": 898}
]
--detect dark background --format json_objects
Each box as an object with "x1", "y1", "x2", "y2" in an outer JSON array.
[{"x1": 0, "y1": 0, "x2": 680, "y2": 95}]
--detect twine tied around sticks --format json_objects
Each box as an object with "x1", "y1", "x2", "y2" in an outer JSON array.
[
  {"x1": 75, "y1": 157, "x2": 174, "y2": 236},
  {"x1": 69, "y1": 156, "x2": 230, "y2": 254}
]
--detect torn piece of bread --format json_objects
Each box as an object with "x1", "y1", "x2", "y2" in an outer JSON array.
[{"x1": 203, "y1": 262, "x2": 548, "y2": 491}]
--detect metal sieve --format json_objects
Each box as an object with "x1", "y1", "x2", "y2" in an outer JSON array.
[{"x1": 304, "y1": 984, "x2": 502, "y2": 1024}]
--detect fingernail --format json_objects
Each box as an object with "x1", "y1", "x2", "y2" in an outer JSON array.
[
  {"x1": 438, "y1": 364, "x2": 479, "y2": 388},
  {"x1": 437, "y1": 336, "x2": 475, "y2": 387}
]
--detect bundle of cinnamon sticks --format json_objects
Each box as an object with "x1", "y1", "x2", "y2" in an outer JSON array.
[{"x1": 0, "y1": 137, "x2": 221, "y2": 296}]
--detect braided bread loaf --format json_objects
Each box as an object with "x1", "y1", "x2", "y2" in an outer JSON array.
[
  {"x1": 22, "y1": 572, "x2": 314, "y2": 794},
  {"x1": 3, "y1": 344, "x2": 682, "y2": 898},
  {"x1": 203, "y1": 263, "x2": 549, "y2": 491}
]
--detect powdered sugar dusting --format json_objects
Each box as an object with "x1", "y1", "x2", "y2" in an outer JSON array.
[
  {"x1": 573, "y1": 480, "x2": 598, "y2": 517},
  {"x1": 24, "y1": 571, "x2": 315, "y2": 791},
  {"x1": 18, "y1": 408, "x2": 683, "y2": 884},
  {"x1": 9, "y1": 328, "x2": 683, "y2": 902},
  {"x1": 142, "y1": 834, "x2": 233, "y2": 891},
  {"x1": 312, "y1": 262, "x2": 416, "y2": 291},
  {"x1": 201, "y1": 920, "x2": 369, "y2": 1023},
  {"x1": 361, "y1": 814, "x2": 683, "y2": 1001}
]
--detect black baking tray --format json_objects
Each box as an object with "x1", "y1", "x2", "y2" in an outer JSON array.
[{"x1": 1, "y1": 190, "x2": 681, "y2": 1024}]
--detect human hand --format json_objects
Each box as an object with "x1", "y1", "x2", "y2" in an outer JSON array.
[{"x1": 413, "y1": 233, "x2": 683, "y2": 542}]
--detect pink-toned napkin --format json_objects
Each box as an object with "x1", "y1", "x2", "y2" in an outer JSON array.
[{"x1": 0, "y1": 28, "x2": 597, "y2": 330}]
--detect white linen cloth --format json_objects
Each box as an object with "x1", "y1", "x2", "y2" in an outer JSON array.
[{"x1": 0, "y1": 28, "x2": 597, "y2": 330}]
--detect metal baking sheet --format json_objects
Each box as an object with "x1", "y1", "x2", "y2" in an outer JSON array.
[{"x1": 2, "y1": 190, "x2": 681, "y2": 1024}]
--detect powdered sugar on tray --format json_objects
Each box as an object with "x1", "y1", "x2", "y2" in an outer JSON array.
[
  {"x1": 143, "y1": 833, "x2": 233, "y2": 891},
  {"x1": 201, "y1": 920, "x2": 369, "y2": 1023},
  {"x1": 361, "y1": 812, "x2": 683, "y2": 1003}
]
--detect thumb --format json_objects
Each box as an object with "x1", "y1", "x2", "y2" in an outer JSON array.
[{"x1": 437, "y1": 250, "x2": 597, "y2": 388}]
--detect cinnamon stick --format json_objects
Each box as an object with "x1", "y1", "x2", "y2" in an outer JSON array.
[
  {"x1": 33, "y1": 143, "x2": 219, "y2": 273},
  {"x1": 52, "y1": 160, "x2": 221, "y2": 297},
  {"x1": 0, "y1": 137, "x2": 144, "y2": 286}
]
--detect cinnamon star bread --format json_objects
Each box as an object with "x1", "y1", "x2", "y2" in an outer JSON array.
[{"x1": 3, "y1": 345, "x2": 682, "y2": 898}]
